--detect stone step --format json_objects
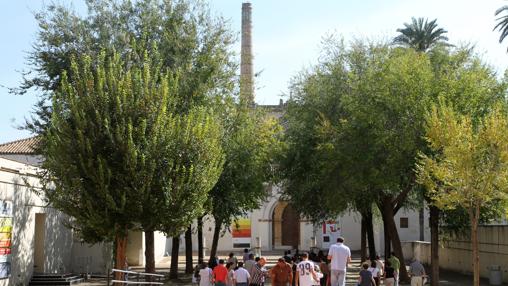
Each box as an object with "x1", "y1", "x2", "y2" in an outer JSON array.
[
  {"x1": 32, "y1": 273, "x2": 74, "y2": 279},
  {"x1": 31, "y1": 275, "x2": 82, "y2": 282},
  {"x1": 29, "y1": 274, "x2": 84, "y2": 286},
  {"x1": 28, "y1": 277, "x2": 84, "y2": 286}
]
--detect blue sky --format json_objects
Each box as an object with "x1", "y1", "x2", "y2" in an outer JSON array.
[{"x1": 1, "y1": 0, "x2": 508, "y2": 142}]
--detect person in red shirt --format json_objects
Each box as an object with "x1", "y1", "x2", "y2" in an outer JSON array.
[{"x1": 213, "y1": 259, "x2": 229, "y2": 286}]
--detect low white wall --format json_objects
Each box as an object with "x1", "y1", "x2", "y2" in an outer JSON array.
[
  {"x1": 71, "y1": 242, "x2": 111, "y2": 274},
  {"x1": 401, "y1": 241, "x2": 431, "y2": 265},
  {"x1": 401, "y1": 226, "x2": 508, "y2": 283},
  {"x1": 440, "y1": 226, "x2": 508, "y2": 283}
]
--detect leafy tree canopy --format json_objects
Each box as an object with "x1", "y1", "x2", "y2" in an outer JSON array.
[
  {"x1": 20, "y1": 0, "x2": 236, "y2": 133},
  {"x1": 41, "y1": 50, "x2": 224, "y2": 242}
]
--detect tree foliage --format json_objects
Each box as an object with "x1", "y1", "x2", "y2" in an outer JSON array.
[
  {"x1": 207, "y1": 105, "x2": 283, "y2": 259},
  {"x1": 40, "y1": 51, "x2": 224, "y2": 274},
  {"x1": 211, "y1": 108, "x2": 282, "y2": 225},
  {"x1": 417, "y1": 103, "x2": 508, "y2": 286},
  {"x1": 19, "y1": 0, "x2": 236, "y2": 133}
]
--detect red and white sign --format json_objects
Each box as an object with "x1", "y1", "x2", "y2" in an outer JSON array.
[{"x1": 321, "y1": 221, "x2": 340, "y2": 249}]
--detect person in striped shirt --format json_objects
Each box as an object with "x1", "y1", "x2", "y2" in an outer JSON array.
[{"x1": 249, "y1": 257, "x2": 269, "y2": 286}]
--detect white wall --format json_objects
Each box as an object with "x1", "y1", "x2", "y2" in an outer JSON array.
[
  {"x1": 0, "y1": 158, "x2": 73, "y2": 286},
  {"x1": 164, "y1": 184, "x2": 431, "y2": 257},
  {"x1": 71, "y1": 242, "x2": 111, "y2": 274}
]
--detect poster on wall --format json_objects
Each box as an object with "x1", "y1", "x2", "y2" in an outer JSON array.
[
  {"x1": 0, "y1": 200, "x2": 12, "y2": 279},
  {"x1": 322, "y1": 220, "x2": 340, "y2": 249},
  {"x1": 231, "y1": 218, "x2": 251, "y2": 249}
]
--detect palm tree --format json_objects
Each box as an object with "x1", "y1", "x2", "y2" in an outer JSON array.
[
  {"x1": 494, "y1": 6, "x2": 508, "y2": 49},
  {"x1": 393, "y1": 17, "x2": 449, "y2": 52}
]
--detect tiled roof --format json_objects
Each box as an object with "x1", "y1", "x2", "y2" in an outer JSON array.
[{"x1": 0, "y1": 137, "x2": 39, "y2": 154}]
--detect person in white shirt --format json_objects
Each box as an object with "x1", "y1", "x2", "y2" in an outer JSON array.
[
  {"x1": 327, "y1": 237, "x2": 351, "y2": 286},
  {"x1": 233, "y1": 262, "x2": 250, "y2": 286},
  {"x1": 199, "y1": 263, "x2": 213, "y2": 286},
  {"x1": 368, "y1": 261, "x2": 381, "y2": 286},
  {"x1": 295, "y1": 253, "x2": 321, "y2": 286}
]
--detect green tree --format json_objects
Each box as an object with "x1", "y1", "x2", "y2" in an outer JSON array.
[
  {"x1": 282, "y1": 40, "x2": 435, "y2": 282},
  {"x1": 20, "y1": 0, "x2": 235, "y2": 132},
  {"x1": 417, "y1": 103, "x2": 508, "y2": 286},
  {"x1": 23, "y1": 0, "x2": 236, "y2": 277},
  {"x1": 393, "y1": 20, "x2": 451, "y2": 282},
  {"x1": 279, "y1": 42, "x2": 378, "y2": 260},
  {"x1": 207, "y1": 106, "x2": 283, "y2": 261},
  {"x1": 40, "y1": 51, "x2": 224, "y2": 283},
  {"x1": 342, "y1": 45, "x2": 434, "y2": 283},
  {"x1": 424, "y1": 45, "x2": 507, "y2": 285},
  {"x1": 393, "y1": 17, "x2": 449, "y2": 52}
]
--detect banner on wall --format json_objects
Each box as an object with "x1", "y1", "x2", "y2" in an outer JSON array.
[
  {"x1": 322, "y1": 220, "x2": 340, "y2": 249},
  {"x1": 231, "y1": 218, "x2": 251, "y2": 249},
  {"x1": 0, "y1": 200, "x2": 12, "y2": 279}
]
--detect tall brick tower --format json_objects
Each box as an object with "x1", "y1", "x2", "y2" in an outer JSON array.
[{"x1": 240, "y1": 2, "x2": 254, "y2": 105}]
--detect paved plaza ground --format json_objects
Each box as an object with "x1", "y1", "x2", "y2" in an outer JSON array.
[{"x1": 78, "y1": 251, "x2": 496, "y2": 286}]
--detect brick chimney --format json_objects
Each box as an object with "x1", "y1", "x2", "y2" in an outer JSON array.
[{"x1": 240, "y1": 2, "x2": 254, "y2": 105}]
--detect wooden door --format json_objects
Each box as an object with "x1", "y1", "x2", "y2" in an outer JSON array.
[{"x1": 281, "y1": 205, "x2": 300, "y2": 248}]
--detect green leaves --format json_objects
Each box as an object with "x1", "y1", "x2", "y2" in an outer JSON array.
[
  {"x1": 21, "y1": 0, "x2": 236, "y2": 133},
  {"x1": 417, "y1": 103, "x2": 508, "y2": 211},
  {"x1": 41, "y1": 49, "x2": 225, "y2": 242},
  {"x1": 209, "y1": 106, "x2": 283, "y2": 229}
]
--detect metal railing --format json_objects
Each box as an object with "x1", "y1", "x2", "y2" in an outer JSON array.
[{"x1": 111, "y1": 269, "x2": 164, "y2": 285}]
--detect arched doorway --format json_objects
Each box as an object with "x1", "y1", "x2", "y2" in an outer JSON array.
[
  {"x1": 272, "y1": 201, "x2": 300, "y2": 249},
  {"x1": 281, "y1": 204, "x2": 300, "y2": 247}
]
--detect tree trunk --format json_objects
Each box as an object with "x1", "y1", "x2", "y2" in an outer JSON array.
[
  {"x1": 197, "y1": 216, "x2": 204, "y2": 264},
  {"x1": 209, "y1": 218, "x2": 221, "y2": 265},
  {"x1": 144, "y1": 230, "x2": 155, "y2": 282},
  {"x1": 185, "y1": 226, "x2": 193, "y2": 274},
  {"x1": 471, "y1": 206, "x2": 480, "y2": 286},
  {"x1": 170, "y1": 236, "x2": 180, "y2": 279},
  {"x1": 365, "y1": 210, "x2": 377, "y2": 260},
  {"x1": 382, "y1": 211, "x2": 391, "y2": 259},
  {"x1": 114, "y1": 234, "x2": 128, "y2": 285},
  {"x1": 361, "y1": 214, "x2": 367, "y2": 262},
  {"x1": 429, "y1": 205, "x2": 440, "y2": 286},
  {"x1": 380, "y1": 199, "x2": 409, "y2": 283},
  {"x1": 419, "y1": 205, "x2": 425, "y2": 241}
]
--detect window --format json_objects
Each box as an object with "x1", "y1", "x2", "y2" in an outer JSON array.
[{"x1": 400, "y1": 217, "x2": 409, "y2": 228}]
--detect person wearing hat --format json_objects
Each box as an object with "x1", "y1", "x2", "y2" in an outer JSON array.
[{"x1": 271, "y1": 258, "x2": 293, "y2": 286}]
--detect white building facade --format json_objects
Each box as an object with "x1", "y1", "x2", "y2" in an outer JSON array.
[{"x1": 165, "y1": 184, "x2": 430, "y2": 257}]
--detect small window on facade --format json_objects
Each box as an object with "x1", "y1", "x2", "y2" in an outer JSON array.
[
  {"x1": 323, "y1": 236, "x2": 330, "y2": 242},
  {"x1": 400, "y1": 217, "x2": 409, "y2": 228}
]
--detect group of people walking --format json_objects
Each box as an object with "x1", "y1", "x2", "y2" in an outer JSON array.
[
  {"x1": 358, "y1": 252, "x2": 427, "y2": 286},
  {"x1": 194, "y1": 251, "x2": 270, "y2": 286},
  {"x1": 193, "y1": 237, "x2": 427, "y2": 286}
]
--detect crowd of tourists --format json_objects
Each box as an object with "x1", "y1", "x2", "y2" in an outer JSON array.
[{"x1": 192, "y1": 237, "x2": 427, "y2": 286}]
